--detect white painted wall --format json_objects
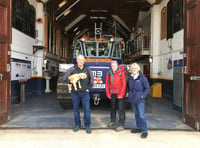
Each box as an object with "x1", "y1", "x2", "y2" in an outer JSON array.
[
  {"x1": 11, "y1": 0, "x2": 45, "y2": 78},
  {"x1": 35, "y1": 3, "x2": 45, "y2": 46},
  {"x1": 150, "y1": 4, "x2": 160, "y2": 78},
  {"x1": 149, "y1": 0, "x2": 184, "y2": 79},
  {"x1": 11, "y1": 28, "x2": 35, "y2": 61}
]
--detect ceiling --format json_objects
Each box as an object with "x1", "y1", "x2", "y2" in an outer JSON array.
[{"x1": 45, "y1": 0, "x2": 156, "y2": 42}]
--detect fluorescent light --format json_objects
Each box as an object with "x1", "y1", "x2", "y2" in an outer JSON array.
[
  {"x1": 59, "y1": 0, "x2": 67, "y2": 8},
  {"x1": 76, "y1": 31, "x2": 80, "y2": 35},
  {"x1": 90, "y1": 9, "x2": 108, "y2": 12},
  {"x1": 90, "y1": 16, "x2": 106, "y2": 19},
  {"x1": 64, "y1": 9, "x2": 71, "y2": 16},
  {"x1": 73, "y1": 27, "x2": 79, "y2": 32},
  {"x1": 56, "y1": 0, "x2": 80, "y2": 20}
]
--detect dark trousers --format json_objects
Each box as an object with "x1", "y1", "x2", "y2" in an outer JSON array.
[{"x1": 110, "y1": 94, "x2": 126, "y2": 126}]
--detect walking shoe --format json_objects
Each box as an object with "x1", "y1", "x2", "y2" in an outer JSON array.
[
  {"x1": 86, "y1": 128, "x2": 92, "y2": 134},
  {"x1": 107, "y1": 122, "x2": 116, "y2": 128},
  {"x1": 141, "y1": 132, "x2": 148, "y2": 139},
  {"x1": 131, "y1": 128, "x2": 142, "y2": 133},
  {"x1": 115, "y1": 126, "x2": 125, "y2": 132},
  {"x1": 73, "y1": 126, "x2": 80, "y2": 132}
]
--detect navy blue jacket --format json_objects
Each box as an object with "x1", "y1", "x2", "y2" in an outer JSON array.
[
  {"x1": 127, "y1": 72, "x2": 150, "y2": 103},
  {"x1": 64, "y1": 65, "x2": 94, "y2": 92}
]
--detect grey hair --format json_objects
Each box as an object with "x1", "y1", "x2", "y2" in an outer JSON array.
[
  {"x1": 130, "y1": 63, "x2": 141, "y2": 71},
  {"x1": 77, "y1": 54, "x2": 85, "y2": 60}
]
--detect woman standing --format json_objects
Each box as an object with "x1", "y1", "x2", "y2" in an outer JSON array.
[
  {"x1": 127, "y1": 63, "x2": 150, "y2": 138},
  {"x1": 105, "y1": 60, "x2": 127, "y2": 131}
]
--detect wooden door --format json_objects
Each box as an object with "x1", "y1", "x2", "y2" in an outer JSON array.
[
  {"x1": 184, "y1": 0, "x2": 200, "y2": 130},
  {"x1": 0, "y1": 0, "x2": 11, "y2": 124}
]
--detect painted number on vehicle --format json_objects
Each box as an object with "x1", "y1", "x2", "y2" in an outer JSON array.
[
  {"x1": 92, "y1": 71, "x2": 102, "y2": 77},
  {"x1": 92, "y1": 70, "x2": 105, "y2": 88},
  {"x1": 93, "y1": 84, "x2": 105, "y2": 88}
]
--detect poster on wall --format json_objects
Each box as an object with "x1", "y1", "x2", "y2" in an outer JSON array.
[{"x1": 11, "y1": 58, "x2": 31, "y2": 81}]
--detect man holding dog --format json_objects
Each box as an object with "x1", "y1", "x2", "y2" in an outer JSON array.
[{"x1": 64, "y1": 55, "x2": 94, "y2": 133}]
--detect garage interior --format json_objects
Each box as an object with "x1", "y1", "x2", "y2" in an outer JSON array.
[{"x1": 1, "y1": 0, "x2": 193, "y2": 130}]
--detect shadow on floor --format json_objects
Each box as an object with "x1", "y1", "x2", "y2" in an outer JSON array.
[{"x1": 1, "y1": 92, "x2": 193, "y2": 130}]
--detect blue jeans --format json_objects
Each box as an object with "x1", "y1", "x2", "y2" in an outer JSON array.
[
  {"x1": 71, "y1": 92, "x2": 91, "y2": 128},
  {"x1": 131, "y1": 102, "x2": 147, "y2": 133}
]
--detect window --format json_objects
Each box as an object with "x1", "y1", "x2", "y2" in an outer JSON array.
[
  {"x1": 85, "y1": 42, "x2": 96, "y2": 56},
  {"x1": 99, "y1": 42, "x2": 109, "y2": 56},
  {"x1": 74, "y1": 42, "x2": 82, "y2": 58},
  {"x1": 112, "y1": 43, "x2": 121, "y2": 58},
  {"x1": 161, "y1": 7, "x2": 167, "y2": 39},
  {"x1": 85, "y1": 41, "x2": 111, "y2": 57}
]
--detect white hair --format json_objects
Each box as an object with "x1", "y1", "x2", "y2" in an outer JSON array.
[
  {"x1": 77, "y1": 54, "x2": 85, "y2": 61},
  {"x1": 130, "y1": 63, "x2": 140, "y2": 71}
]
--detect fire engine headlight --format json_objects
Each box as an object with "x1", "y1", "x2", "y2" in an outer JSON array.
[
  {"x1": 81, "y1": 38, "x2": 85, "y2": 42},
  {"x1": 110, "y1": 38, "x2": 114, "y2": 42}
]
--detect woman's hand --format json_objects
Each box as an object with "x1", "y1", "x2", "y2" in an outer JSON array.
[{"x1": 107, "y1": 96, "x2": 111, "y2": 99}]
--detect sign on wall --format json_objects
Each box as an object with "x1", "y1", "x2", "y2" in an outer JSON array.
[{"x1": 11, "y1": 58, "x2": 31, "y2": 81}]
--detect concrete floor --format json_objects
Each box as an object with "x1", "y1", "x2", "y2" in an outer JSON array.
[{"x1": 0, "y1": 92, "x2": 192, "y2": 130}]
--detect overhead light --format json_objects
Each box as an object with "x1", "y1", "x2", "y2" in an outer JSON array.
[
  {"x1": 90, "y1": 16, "x2": 106, "y2": 19},
  {"x1": 59, "y1": 0, "x2": 67, "y2": 8},
  {"x1": 76, "y1": 31, "x2": 80, "y2": 35},
  {"x1": 73, "y1": 27, "x2": 79, "y2": 32},
  {"x1": 90, "y1": 9, "x2": 108, "y2": 12},
  {"x1": 56, "y1": 0, "x2": 80, "y2": 20},
  {"x1": 64, "y1": 9, "x2": 71, "y2": 16}
]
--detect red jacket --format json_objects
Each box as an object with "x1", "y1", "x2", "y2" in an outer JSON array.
[{"x1": 105, "y1": 66, "x2": 127, "y2": 99}]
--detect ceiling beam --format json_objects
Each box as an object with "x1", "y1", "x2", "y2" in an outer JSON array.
[
  {"x1": 64, "y1": 15, "x2": 87, "y2": 31},
  {"x1": 73, "y1": 28, "x2": 90, "y2": 41},
  {"x1": 112, "y1": 15, "x2": 131, "y2": 32}
]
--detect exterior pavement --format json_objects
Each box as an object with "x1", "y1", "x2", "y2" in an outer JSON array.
[{"x1": 0, "y1": 129, "x2": 200, "y2": 148}]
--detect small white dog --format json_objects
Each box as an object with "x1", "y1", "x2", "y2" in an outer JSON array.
[{"x1": 68, "y1": 73, "x2": 87, "y2": 91}]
